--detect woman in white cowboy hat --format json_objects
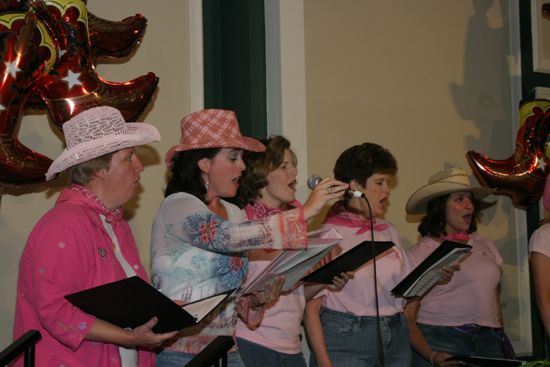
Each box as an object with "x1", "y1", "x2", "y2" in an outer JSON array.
[
  {"x1": 403, "y1": 167, "x2": 515, "y2": 367},
  {"x1": 13, "y1": 106, "x2": 176, "y2": 367},
  {"x1": 150, "y1": 109, "x2": 348, "y2": 367}
]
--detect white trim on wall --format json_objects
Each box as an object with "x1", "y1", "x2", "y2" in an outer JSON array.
[
  {"x1": 509, "y1": 0, "x2": 533, "y2": 356},
  {"x1": 265, "y1": 0, "x2": 309, "y2": 203},
  {"x1": 188, "y1": 0, "x2": 204, "y2": 111}
]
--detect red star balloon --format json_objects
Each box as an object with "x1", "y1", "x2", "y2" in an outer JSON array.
[{"x1": 0, "y1": 0, "x2": 157, "y2": 185}]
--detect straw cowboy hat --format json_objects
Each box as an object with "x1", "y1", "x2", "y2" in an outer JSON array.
[
  {"x1": 164, "y1": 109, "x2": 265, "y2": 167},
  {"x1": 45, "y1": 106, "x2": 160, "y2": 180},
  {"x1": 405, "y1": 167, "x2": 493, "y2": 215}
]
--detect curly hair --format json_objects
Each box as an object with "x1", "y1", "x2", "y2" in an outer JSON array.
[
  {"x1": 164, "y1": 148, "x2": 220, "y2": 202},
  {"x1": 333, "y1": 142, "x2": 397, "y2": 188},
  {"x1": 418, "y1": 193, "x2": 482, "y2": 237},
  {"x1": 236, "y1": 135, "x2": 296, "y2": 208}
]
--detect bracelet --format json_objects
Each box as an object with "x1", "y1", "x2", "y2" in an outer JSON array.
[{"x1": 430, "y1": 350, "x2": 438, "y2": 366}]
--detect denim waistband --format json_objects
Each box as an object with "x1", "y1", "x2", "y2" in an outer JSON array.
[
  {"x1": 321, "y1": 307, "x2": 403, "y2": 326},
  {"x1": 452, "y1": 323, "x2": 502, "y2": 333}
]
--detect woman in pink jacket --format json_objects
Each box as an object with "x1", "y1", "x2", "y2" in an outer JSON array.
[{"x1": 13, "y1": 106, "x2": 176, "y2": 366}]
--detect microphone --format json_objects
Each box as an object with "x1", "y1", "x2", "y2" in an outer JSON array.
[{"x1": 307, "y1": 174, "x2": 365, "y2": 198}]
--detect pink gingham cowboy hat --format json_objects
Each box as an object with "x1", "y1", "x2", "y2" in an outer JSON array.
[
  {"x1": 165, "y1": 109, "x2": 265, "y2": 167},
  {"x1": 45, "y1": 106, "x2": 160, "y2": 180},
  {"x1": 406, "y1": 167, "x2": 494, "y2": 215}
]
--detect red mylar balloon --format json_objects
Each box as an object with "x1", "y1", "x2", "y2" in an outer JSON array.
[
  {"x1": 25, "y1": 11, "x2": 149, "y2": 110},
  {"x1": 467, "y1": 99, "x2": 550, "y2": 209},
  {"x1": 88, "y1": 12, "x2": 147, "y2": 60},
  {"x1": 33, "y1": 1, "x2": 158, "y2": 129},
  {"x1": 0, "y1": 0, "x2": 157, "y2": 185},
  {"x1": 0, "y1": 12, "x2": 57, "y2": 184}
]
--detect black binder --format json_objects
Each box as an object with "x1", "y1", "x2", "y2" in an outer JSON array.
[
  {"x1": 445, "y1": 355, "x2": 525, "y2": 367},
  {"x1": 65, "y1": 276, "x2": 234, "y2": 333},
  {"x1": 391, "y1": 240, "x2": 472, "y2": 298},
  {"x1": 300, "y1": 240, "x2": 394, "y2": 283}
]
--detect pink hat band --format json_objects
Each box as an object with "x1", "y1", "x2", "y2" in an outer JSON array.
[{"x1": 165, "y1": 109, "x2": 265, "y2": 167}]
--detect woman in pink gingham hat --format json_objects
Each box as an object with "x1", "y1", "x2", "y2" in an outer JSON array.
[
  {"x1": 151, "y1": 109, "x2": 348, "y2": 366},
  {"x1": 13, "y1": 106, "x2": 176, "y2": 367},
  {"x1": 529, "y1": 174, "x2": 550, "y2": 340}
]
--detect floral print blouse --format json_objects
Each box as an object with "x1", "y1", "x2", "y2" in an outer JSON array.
[{"x1": 150, "y1": 192, "x2": 307, "y2": 354}]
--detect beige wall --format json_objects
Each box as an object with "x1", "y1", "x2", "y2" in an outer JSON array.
[
  {"x1": 302, "y1": 0, "x2": 531, "y2": 355},
  {"x1": 0, "y1": 0, "x2": 191, "y2": 348}
]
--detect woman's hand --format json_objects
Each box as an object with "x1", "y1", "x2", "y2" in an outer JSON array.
[
  {"x1": 432, "y1": 351, "x2": 461, "y2": 367},
  {"x1": 436, "y1": 262, "x2": 460, "y2": 286},
  {"x1": 303, "y1": 177, "x2": 348, "y2": 221},
  {"x1": 126, "y1": 317, "x2": 178, "y2": 349},
  {"x1": 327, "y1": 271, "x2": 354, "y2": 291},
  {"x1": 249, "y1": 276, "x2": 285, "y2": 309}
]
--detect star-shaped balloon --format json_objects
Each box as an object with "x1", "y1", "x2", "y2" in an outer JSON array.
[{"x1": 0, "y1": 0, "x2": 157, "y2": 185}]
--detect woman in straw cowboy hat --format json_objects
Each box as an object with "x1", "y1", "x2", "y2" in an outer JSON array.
[
  {"x1": 304, "y1": 142, "x2": 413, "y2": 367},
  {"x1": 13, "y1": 106, "x2": 176, "y2": 367},
  {"x1": 403, "y1": 167, "x2": 515, "y2": 367},
  {"x1": 150, "y1": 109, "x2": 347, "y2": 367}
]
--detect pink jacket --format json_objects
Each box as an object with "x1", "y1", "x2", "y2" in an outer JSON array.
[{"x1": 13, "y1": 187, "x2": 155, "y2": 366}]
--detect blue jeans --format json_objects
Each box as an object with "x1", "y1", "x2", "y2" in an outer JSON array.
[
  {"x1": 156, "y1": 349, "x2": 245, "y2": 367},
  {"x1": 309, "y1": 308, "x2": 411, "y2": 367},
  {"x1": 236, "y1": 337, "x2": 307, "y2": 367},
  {"x1": 411, "y1": 323, "x2": 507, "y2": 367}
]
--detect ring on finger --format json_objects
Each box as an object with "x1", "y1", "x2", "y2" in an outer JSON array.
[{"x1": 327, "y1": 187, "x2": 333, "y2": 194}]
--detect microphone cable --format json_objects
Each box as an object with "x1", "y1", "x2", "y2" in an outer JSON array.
[
  {"x1": 307, "y1": 175, "x2": 385, "y2": 364},
  {"x1": 362, "y1": 195, "x2": 386, "y2": 366}
]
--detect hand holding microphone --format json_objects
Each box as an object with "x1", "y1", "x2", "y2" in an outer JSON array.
[
  {"x1": 307, "y1": 175, "x2": 365, "y2": 199},
  {"x1": 302, "y1": 175, "x2": 349, "y2": 221}
]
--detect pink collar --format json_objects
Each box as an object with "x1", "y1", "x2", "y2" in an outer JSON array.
[
  {"x1": 70, "y1": 184, "x2": 123, "y2": 223},
  {"x1": 441, "y1": 231, "x2": 470, "y2": 243}
]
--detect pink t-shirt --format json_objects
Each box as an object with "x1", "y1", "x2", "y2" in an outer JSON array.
[
  {"x1": 235, "y1": 258, "x2": 305, "y2": 354},
  {"x1": 318, "y1": 219, "x2": 411, "y2": 316},
  {"x1": 529, "y1": 223, "x2": 550, "y2": 258},
  {"x1": 407, "y1": 234, "x2": 503, "y2": 327},
  {"x1": 235, "y1": 200, "x2": 306, "y2": 354}
]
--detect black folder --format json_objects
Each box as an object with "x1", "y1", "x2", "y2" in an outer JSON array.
[
  {"x1": 300, "y1": 240, "x2": 394, "y2": 283},
  {"x1": 391, "y1": 240, "x2": 472, "y2": 298},
  {"x1": 65, "y1": 276, "x2": 234, "y2": 333},
  {"x1": 445, "y1": 355, "x2": 525, "y2": 367}
]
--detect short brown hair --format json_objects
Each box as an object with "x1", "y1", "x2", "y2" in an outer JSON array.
[{"x1": 67, "y1": 152, "x2": 115, "y2": 185}]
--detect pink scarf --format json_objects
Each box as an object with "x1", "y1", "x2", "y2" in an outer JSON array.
[
  {"x1": 324, "y1": 201, "x2": 388, "y2": 234},
  {"x1": 70, "y1": 184, "x2": 124, "y2": 223},
  {"x1": 441, "y1": 231, "x2": 470, "y2": 244},
  {"x1": 244, "y1": 199, "x2": 301, "y2": 220}
]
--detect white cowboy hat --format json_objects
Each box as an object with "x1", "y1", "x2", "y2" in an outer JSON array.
[
  {"x1": 405, "y1": 167, "x2": 493, "y2": 215},
  {"x1": 46, "y1": 106, "x2": 160, "y2": 180}
]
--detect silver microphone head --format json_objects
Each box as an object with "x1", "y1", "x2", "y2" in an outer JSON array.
[{"x1": 307, "y1": 174, "x2": 322, "y2": 190}]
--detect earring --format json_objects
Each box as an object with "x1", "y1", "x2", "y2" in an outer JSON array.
[{"x1": 205, "y1": 180, "x2": 209, "y2": 190}]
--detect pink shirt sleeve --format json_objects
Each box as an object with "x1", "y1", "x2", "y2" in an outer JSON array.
[{"x1": 529, "y1": 223, "x2": 550, "y2": 258}]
